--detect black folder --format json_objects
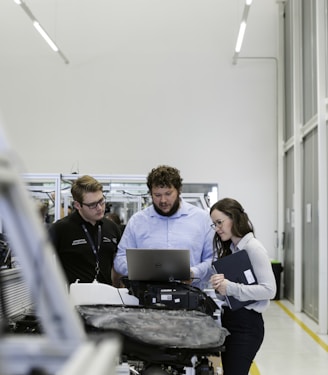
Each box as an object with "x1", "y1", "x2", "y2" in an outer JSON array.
[{"x1": 212, "y1": 250, "x2": 257, "y2": 311}]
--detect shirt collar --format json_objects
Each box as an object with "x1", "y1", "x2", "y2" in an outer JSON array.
[
  {"x1": 73, "y1": 210, "x2": 103, "y2": 226},
  {"x1": 231, "y1": 232, "x2": 254, "y2": 252}
]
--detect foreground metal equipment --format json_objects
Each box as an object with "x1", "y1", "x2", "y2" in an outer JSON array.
[
  {"x1": 70, "y1": 280, "x2": 228, "y2": 375},
  {"x1": 0, "y1": 123, "x2": 121, "y2": 375}
]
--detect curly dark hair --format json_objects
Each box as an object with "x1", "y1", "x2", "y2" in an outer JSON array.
[
  {"x1": 146, "y1": 165, "x2": 183, "y2": 192},
  {"x1": 210, "y1": 198, "x2": 254, "y2": 259}
]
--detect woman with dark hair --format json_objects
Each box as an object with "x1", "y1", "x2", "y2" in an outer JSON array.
[{"x1": 209, "y1": 198, "x2": 276, "y2": 375}]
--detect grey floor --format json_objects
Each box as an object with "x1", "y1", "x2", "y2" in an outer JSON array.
[{"x1": 252, "y1": 299, "x2": 328, "y2": 375}]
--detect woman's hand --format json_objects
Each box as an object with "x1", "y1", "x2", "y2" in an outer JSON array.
[{"x1": 210, "y1": 273, "x2": 228, "y2": 295}]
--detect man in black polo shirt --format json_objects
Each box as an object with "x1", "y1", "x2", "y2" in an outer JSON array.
[{"x1": 49, "y1": 175, "x2": 121, "y2": 286}]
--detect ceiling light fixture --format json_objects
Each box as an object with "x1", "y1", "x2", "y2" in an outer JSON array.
[
  {"x1": 232, "y1": 0, "x2": 253, "y2": 64},
  {"x1": 13, "y1": 0, "x2": 69, "y2": 64}
]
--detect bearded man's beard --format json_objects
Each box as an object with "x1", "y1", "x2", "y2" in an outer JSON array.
[{"x1": 153, "y1": 196, "x2": 180, "y2": 217}]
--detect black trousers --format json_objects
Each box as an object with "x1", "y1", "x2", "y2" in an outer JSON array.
[{"x1": 221, "y1": 307, "x2": 264, "y2": 375}]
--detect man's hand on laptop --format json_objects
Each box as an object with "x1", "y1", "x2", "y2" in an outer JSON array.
[{"x1": 182, "y1": 270, "x2": 194, "y2": 284}]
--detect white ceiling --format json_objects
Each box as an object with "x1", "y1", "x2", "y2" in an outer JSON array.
[{"x1": 0, "y1": 0, "x2": 279, "y2": 68}]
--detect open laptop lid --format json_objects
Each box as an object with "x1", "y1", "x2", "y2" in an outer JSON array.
[{"x1": 126, "y1": 249, "x2": 190, "y2": 282}]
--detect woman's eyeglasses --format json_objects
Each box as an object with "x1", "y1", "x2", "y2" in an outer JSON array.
[{"x1": 210, "y1": 218, "x2": 227, "y2": 230}]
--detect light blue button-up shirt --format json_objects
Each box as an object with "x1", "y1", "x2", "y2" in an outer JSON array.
[{"x1": 114, "y1": 198, "x2": 214, "y2": 288}]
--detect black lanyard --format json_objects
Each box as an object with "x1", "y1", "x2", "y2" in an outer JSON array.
[{"x1": 81, "y1": 224, "x2": 102, "y2": 281}]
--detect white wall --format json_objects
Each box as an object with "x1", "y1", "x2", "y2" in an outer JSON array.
[{"x1": 0, "y1": 0, "x2": 279, "y2": 258}]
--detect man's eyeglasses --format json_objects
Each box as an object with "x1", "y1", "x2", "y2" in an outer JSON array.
[
  {"x1": 210, "y1": 218, "x2": 227, "y2": 230},
  {"x1": 81, "y1": 197, "x2": 106, "y2": 210}
]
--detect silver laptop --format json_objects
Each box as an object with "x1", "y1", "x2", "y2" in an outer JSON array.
[{"x1": 126, "y1": 248, "x2": 190, "y2": 282}]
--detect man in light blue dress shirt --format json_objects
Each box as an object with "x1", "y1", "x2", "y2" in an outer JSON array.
[{"x1": 114, "y1": 165, "x2": 214, "y2": 289}]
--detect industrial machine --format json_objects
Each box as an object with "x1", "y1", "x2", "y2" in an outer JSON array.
[{"x1": 0, "y1": 121, "x2": 225, "y2": 375}]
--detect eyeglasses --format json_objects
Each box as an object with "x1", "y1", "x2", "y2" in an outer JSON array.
[
  {"x1": 81, "y1": 197, "x2": 106, "y2": 210},
  {"x1": 210, "y1": 218, "x2": 227, "y2": 230}
]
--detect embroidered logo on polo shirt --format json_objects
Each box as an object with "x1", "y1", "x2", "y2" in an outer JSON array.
[
  {"x1": 72, "y1": 239, "x2": 87, "y2": 246},
  {"x1": 103, "y1": 237, "x2": 118, "y2": 244}
]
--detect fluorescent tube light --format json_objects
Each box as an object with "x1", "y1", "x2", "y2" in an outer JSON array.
[
  {"x1": 232, "y1": 1, "x2": 252, "y2": 64},
  {"x1": 235, "y1": 21, "x2": 247, "y2": 53},
  {"x1": 33, "y1": 21, "x2": 59, "y2": 52},
  {"x1": 13, "y1": 0, "x2": 69, "y2": 64}
]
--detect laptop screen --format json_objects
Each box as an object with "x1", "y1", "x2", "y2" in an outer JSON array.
[{"x1": 126, "y1": 248, "x2": 190, "y2": 282}]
